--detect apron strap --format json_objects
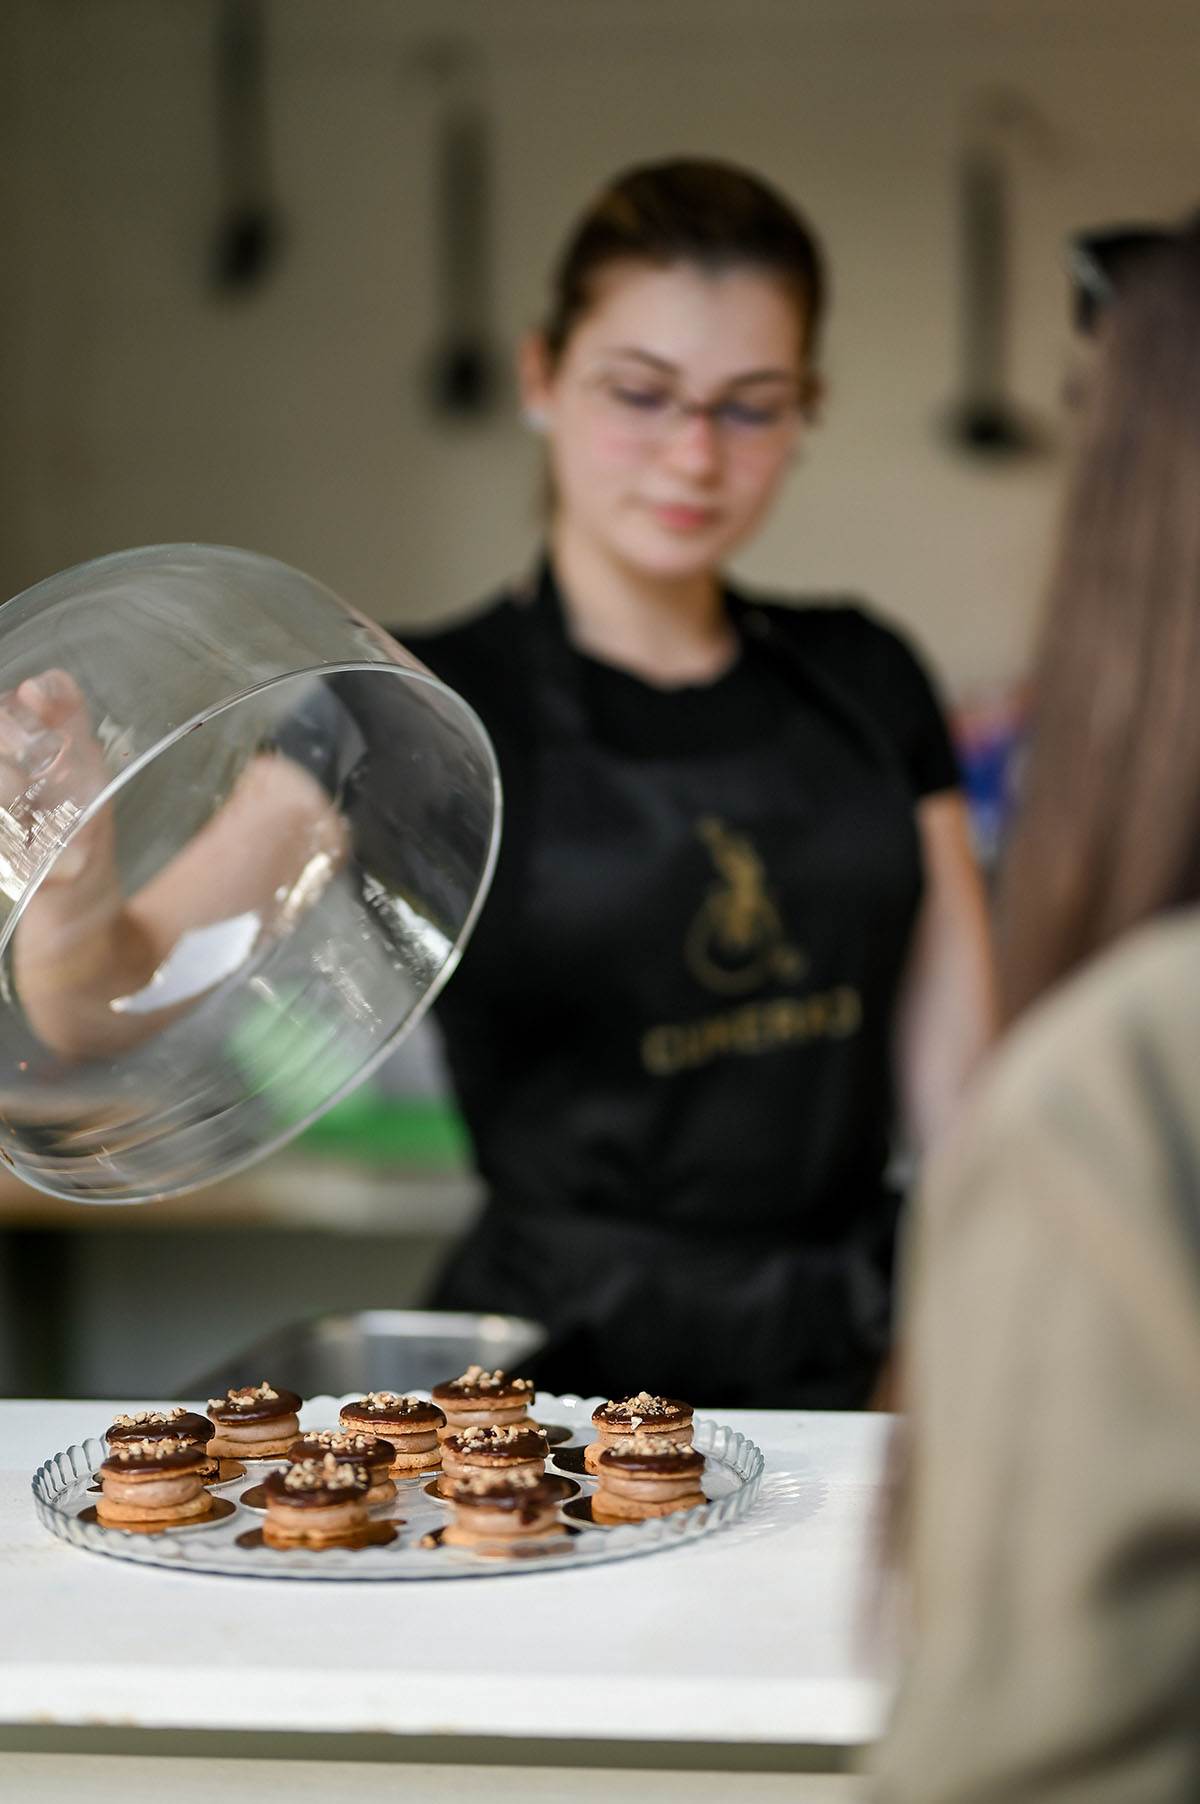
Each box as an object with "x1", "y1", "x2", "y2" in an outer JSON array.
[{"x1": 510, "y1": 556, "x2": 593, "y2": 743}]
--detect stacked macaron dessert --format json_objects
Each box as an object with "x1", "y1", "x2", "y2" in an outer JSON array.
[
  {"x1": 437, "y1": 1421, "x2": 549, "y2": 1497},
  {"x1": 591, "y1": 1434, "x2": 706, "y2": 1523},
  {"x1": 584, "y1": 1393, "x2": 694, "y2": 1475},
  {"x1": 442, "y1": 1469, "x2": 565, "y2": 1557},
  {"x1": 206, "y1": 1382, "x2": 302, "y2": 1460},
  {"x1": 338, "y1": 1393, "x2": 445, "y2": 1476},
  {"x1": 96, "y1": 1438, "x2": 215, "y2": 1531}
]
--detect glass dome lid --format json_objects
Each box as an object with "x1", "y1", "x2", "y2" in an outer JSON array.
[{"x1": 0, "y1": 543, "x2": 500, "y2": 1204}]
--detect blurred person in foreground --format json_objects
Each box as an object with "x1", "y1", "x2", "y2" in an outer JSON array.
[{"x1": 873, "y1": 221, "x2": 1200, "y2": 1801}]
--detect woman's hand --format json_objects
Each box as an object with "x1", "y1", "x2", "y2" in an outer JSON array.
[
  {"x1": 4, "y1": 669, "x2": 348, "y2": 1060},
  {"x1": 1, "y1": 671, "x2": 160, "y2": 1056},
  {"x1": 895, "y1": 791, "x2": 997, "y2": 1157},
  {"x1": 0, "y1": 670, "x2": 113, "y2": 889}
]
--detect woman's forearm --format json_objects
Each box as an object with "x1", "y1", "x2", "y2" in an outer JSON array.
[
  {"x1": 895, "y1": 792, "x2": 997, "y2": 1156},
  {"x1": 12, "y1": 752, "x2": 347, "y2": 1061}
]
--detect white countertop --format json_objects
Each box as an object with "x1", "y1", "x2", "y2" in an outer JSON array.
[{"x1": 2, "y1": 1399, "x2": 893, "y2": 1752}]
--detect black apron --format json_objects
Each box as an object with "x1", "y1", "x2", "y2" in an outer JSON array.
[{"x1": 432, "y1": 566, "x2": 924, "y2": 1407}]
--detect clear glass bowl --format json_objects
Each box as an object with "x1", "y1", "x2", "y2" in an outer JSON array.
[{"x1": 0, "y1": 544, "x2": 500, "y2": 1204}]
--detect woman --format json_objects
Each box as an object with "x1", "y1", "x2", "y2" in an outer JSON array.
[
  {"x1": 403, "y1": 159, "x2": 994, "y2": 1408},
  {"x1": 875, "y1": 223, "x2": 1200, "y2": 1799}
]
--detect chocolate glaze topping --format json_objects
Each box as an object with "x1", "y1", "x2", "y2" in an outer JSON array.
[
  {"x1": 597, "y1": 1436, "x2": 704, "y2": 1476},
  {"x1": 101, "y1": 1439, "x2": 207, "y2": 1476},
  {"x1": 444, "y1": 1424, "x2": 547, "y2": 1463},
  {"x1": 450, "y1": 1470, "x2": 558, "y2": 1520},
  {"x1": 592, "y1": 1393, "x2": 692, "y2": 1428},
  {"x1": 339, "y1": 1394, "x2": 443, "y2": 1429},
  {"x1": 207, "y1": 1382, "x2": 302, "y2": 1423},
  {"x1": 265, "y1": 1457, "x2": 369, "y2": 1508},
  {"x1": 289, "y1": 1431, "x2": 395, "y2": 1467},
  {"x1": 432, "y1": 1366, "x2": 535, "y2": 1405},
  {"x1": 106, "y1": 1410, "x2": 215, "y2": 1446}
]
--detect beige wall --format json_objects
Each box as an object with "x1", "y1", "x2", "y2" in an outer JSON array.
[{"x1": 3, "y1": 0, "x2": 1199, "y2": 696}]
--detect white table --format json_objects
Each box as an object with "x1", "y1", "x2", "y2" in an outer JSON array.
[{"x1": 1, "y1": 1399, "x2": 891, "y2": 1800}]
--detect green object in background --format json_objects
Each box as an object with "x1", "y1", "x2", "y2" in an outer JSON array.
[
  {"x1": 227, "y1": 985, "x2": 467, "y2": 1166},
  {"x1": 227, "y1": 981, "x2": 363, "y2": 1129},
  {"x1": 298, "y1": 1087, "x2": 470, "y2": 1168}
]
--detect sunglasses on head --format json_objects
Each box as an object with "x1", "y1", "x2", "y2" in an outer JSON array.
[{"x1": 1066, "y1": 225, "x2": 1175, "y2": 335}]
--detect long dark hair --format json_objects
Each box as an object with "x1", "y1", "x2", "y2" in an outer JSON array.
[
  {"x1": 541, "y1": 158, "x2": 827, "y2": 392},
  {"x1": 997, "y1": 222, "x2": 1200, "y2": 1023}
]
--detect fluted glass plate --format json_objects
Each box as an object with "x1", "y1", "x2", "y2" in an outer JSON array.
[{"x1": 31, "y1": 1393, "x2": 765, "y2": 1581}]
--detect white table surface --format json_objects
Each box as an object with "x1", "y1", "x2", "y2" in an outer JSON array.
[{"x1": 2, "y1": 1398, "x2": 893, "y2": 1752}]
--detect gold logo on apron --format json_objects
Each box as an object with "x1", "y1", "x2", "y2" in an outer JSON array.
[{"x1": 685, "y1": 817, "x2": 807, "y2": 995}]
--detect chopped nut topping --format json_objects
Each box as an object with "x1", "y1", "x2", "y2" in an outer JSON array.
[
  {"x1": 111, "y1": 1408, "x2": 185, "y2": 1429},
  {"x1": 282, "y1": 1455, "x2": 366, "y2": 1494},
  {"x1": 354, "y1": 1391, "x2": 427, "y2": 1412},
  {"x1": 109, "y1": 1437, "x2": 193, "y2": 1462},
  {"x1": 446, "y1": 1366, "x2": 533, "y2": 1394},
  {"x1": 595, "y1": 1392, "x2": 680, "y2": 1421},
  {"x1": 454, "y1": 1424, "x2": 545, "y2": 1450},
  {"x1": 454, "y1": 1468, "x2": 542, "y2": 1496},
  {"x1": 209, "y1": 1380, "x2": 280, "y2": 1412},
  {"x1": 301, "y1": 1430, "x2": 378, "y2": 1456}
]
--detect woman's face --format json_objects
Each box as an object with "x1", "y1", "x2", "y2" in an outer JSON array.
[{"x1": 525, "y1": 261, "x2": 811, "y2": 581}]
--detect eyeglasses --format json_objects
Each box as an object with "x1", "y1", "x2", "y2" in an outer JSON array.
[
  {"x1": 1066, "y1": 225, "x2": 1173, "y2": 336},
  {"x1": 581, "y1": 368, "x2": 805, "y2": 453}
]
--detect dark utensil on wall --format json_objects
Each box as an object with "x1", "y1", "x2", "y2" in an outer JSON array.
[
  {"x1": 211, "y1": 0, "x2": 284, "y2": 294},
  {"x1": 419, "y1": 40, "x2": 500, "y2": 418},
  {"x1": 946, "y1": 93, "x2": 1047, "y2": 458}
]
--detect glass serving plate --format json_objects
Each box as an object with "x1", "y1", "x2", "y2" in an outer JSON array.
[{"x1": 32, "y1": 1394, "x2": 765, "y2": 1581}]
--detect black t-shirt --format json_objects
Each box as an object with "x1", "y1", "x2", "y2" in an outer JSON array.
[{"x1": 393, "y1": 563, "x2": 959, "y2": 1403}]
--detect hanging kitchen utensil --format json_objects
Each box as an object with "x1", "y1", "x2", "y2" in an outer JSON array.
[
  {"x1": 211, "y1": 0, "x2": 284, "y2": 294},
  {"x1": 945, "y1": 92, "x2": 1046, "y2": 458},
  {"x1": 419, "y1": 40, "x2": 500, "y2": 418}
]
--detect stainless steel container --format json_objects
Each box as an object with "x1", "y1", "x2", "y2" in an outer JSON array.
[{"x1": 184, "y1": 1308, "x2": 548, "y2": 1399}]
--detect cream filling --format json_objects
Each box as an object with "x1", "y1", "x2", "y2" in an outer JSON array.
[
  {"x1": 265, "y1": 1496, "x2": 367, "y2": 1538},
  {"x1": 372, "y1": 1425, "x2": 439, "y2": 1452},
  {"x1": 597, "y1": 1470, "x2": 702, "y2": 1503},
  {"x1": 98, "y1": 1490, "x2": 212, "y2": 1524},
  {"x1": 208, "y1": 1413, "x2": 299, "y2": 1450},
  {"x1": 451, "y1": 1502, "x2": 557, "y2": 1539},
  {"x1": 437, "y1": 1403, "x2": 528, "y2": 1438},
  {"x1": 101, "y1": 1470, "x2": 204, "y2": 1508}
]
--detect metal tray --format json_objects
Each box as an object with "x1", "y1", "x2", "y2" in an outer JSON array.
[
  {"x1": 32, "y1": 1393, "x2": 765, "y2": 1581},
  {"x1": 181, "y1": 1308, "x2": 548, "y2": 1400}
]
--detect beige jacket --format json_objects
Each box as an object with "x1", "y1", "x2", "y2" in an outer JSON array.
[{"x1": 874, "y1": 909, "x2": 1200, "y2": 1803}]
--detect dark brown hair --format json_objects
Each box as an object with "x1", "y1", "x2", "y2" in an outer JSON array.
[
  {"x1": 997, "y1": 222, "x2": 1200, "y2": 1023},
  {"x1": 542, "y1": 158, "x2": 827, "y2": 378}
]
